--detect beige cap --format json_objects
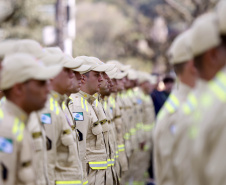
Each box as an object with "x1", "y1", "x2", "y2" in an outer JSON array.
[
  {"x1": 0, "y1": 53, "x2": 62, "y2": 90},
  {"x1": 168, "y1": 29, "x2": 193, "y2": 65},
  {"x1": 138, "y1": 72, "x2": 150, "y2": 84},
  {"x1": 0, "y1": 40, "x2": 18, "y2": 58},
  {"x1": 191, "y1": 12, "x2": 221, "y2": 56},
  {"x1": 105, "y1": 67, "x2": 118, "y2": 77},
  {"x1": 215, "y1": 0, "x2": 226, "y2": 34},
  {"x1": 73, "y1": 57, "x2": 92, "y2": 72},
  {"x1": 150, "y1": 75, "x2": 158, "y2": 84},
  {"x1": 115, "y1": 71, "x2": 128, "y2": 79},
  {"x1": 127, "y1": 69, "x2": 138, "y2": 80},
  {"x1": 75, "y1": 56, "x2": 115, "y2": 74},
  {"x1": 45, "y1": 47, "x2": 63, "y2": 54},
  {"x1": 107, "y1": 60, "x2": 131, "y2": 72},
  {"x1": 105, "y1": 64, "x2": 128, "y2": 79},
  {"x1": 41, "y1": 49, "x2": 90, "y2": 72}
]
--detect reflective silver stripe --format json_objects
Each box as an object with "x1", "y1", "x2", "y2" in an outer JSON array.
[{"x1": 89, "y1": 161, "x2": 108, "y2": 169}]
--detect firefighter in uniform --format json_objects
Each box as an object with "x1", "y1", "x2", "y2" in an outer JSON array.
[
  {"x1": 0, "y1": 53, "x2": 61, "y2": 185},
  {"x1": 170, "y1": 13, "x2": 222, "y2": 185},
  {"x1": 68, "y1": 56, "x2": 115, "y2": 185},
  {"x1": 153, "y1": 29, "x2": 196, "y2": 185},
  {"x1": 36, "y1": 49, "x2": 90, "y2": 185}
]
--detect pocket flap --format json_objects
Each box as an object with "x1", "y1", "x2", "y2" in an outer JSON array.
[
  {"x1": 92, "y1": 124, "x2": 103, "y2": 135},
  {"x1": 61, "y1": 134, "x2": 74, "y2": 146},
  {"x1": 33, "y1": 138, "x2": 43, "y2": 151},
  {"x1": 101, "y1": 122, "x2": 109, "y2": 133}
]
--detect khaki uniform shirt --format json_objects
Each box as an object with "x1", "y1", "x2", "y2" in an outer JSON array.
[
  {"x1": 170, "y1": 80, "x2": 207, "y2": 185},
  {"x1": 133, "y1": 88, "x2": 146, "y2": 145},
  {"x1": 190, "y1": 67, "x2": 226, "y2": 185},
  {"x1": 153, "y1": 82, "x2": 191, "y2": 185},
  {"x1": 0, "y1": 99, "x2": 36, "y2": 185},
  {"x1": 68, "y1": 91, "x2": 107, "y2": 174},
  {"x1": 91, "y1": 96, "x2": 112, "y2": 165},
  {"x1": 27, "y1": 112, "x2": 49, "y2": 185},
  {"x1": 119, "y1": 91, "x2": 132, "y2": 158},
  {"x1": 40, "y1": 91, "x2": 83, "y2": 185},
  {"x1": 92, "y1": 95, "x2": 118, "y2": 183},
  {"x1": 141, "y1": 92, "x2": 155, "y2": 149},
  {"x1": 110, "y1": 94, "x2": 128, "y2": 172},
  {"x1": 126, "y1": 89, "x2": 139, "y2": 151}
]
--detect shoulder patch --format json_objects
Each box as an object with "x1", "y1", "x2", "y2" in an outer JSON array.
[
  {"x1": 110, "y1": 107, "x2": 113, "y2": 114},
  {"x1": 41, "y1": 113, "x2": 52, "y2": 124},
  {"x1": 0, "y1": 137, "x2": 13, "y2": 153},
  {"x1": 73, "y1": 112, "x2": 84, "y2": 121},
  {"x1": 170, "y1": 124, "x2": 177, "y2": 135}
]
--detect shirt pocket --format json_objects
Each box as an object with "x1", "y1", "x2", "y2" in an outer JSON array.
[
  {"x1": 33, "y1": 137, "x2": 43, "y2": 151},
  {"x1": 91, "y1": 123, "x2": 104, "y2": 150},
  {"x1": 61, "y1": 132, "x2": 76, "y2": 163}
]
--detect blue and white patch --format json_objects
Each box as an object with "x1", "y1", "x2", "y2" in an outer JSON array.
[
  {"x1": 73, "y1": 112, "x2": 84, "y2": 121},
  {"x1": 110, "y1": 107, "x2": 113, "y2": 114},
  {"x1": 137, "y1": 98, "x2": 142, "y2": 105},
  {"x1": 170, "y1": 124, "x2": 177, "y2": 135},
  {"x1": 0, "y1": 137, "x2": 13, "y2": 153},
  {"x1": 41, "y1": 113, "x2": 52, "y2": 124}
]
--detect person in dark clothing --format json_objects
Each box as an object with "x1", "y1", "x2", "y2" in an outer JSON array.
[{"x1": 151, "y1": 75, "x2": 175, "y2": 116}]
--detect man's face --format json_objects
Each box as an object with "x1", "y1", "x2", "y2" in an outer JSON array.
[
  {"x1": 124, "y1": 77, "x2": 131, "y2": 89},
  {"x1": 110, "y1": 79, "x2": 118, "y2": 93},
  {"x1": 51, "y1": 68, "x2": 75, "y2": 95},
  {"x1": 116, "y1": 79, "x2": 125, "y2": 91},
  {"x1": 100, "y1": 72, "x2": 110, "y2": 95},
  {"x1": 71, "y1": 71, "x2": 82, "y2": 93},
  {"x1": 164, "y1": 82, "x2": 174, "y2": 93},
  {"x1": 85, "y1": 71, "x2": 103, "y2": 95},
  {"x1": 23, "y1": 80, "x2": 49, "y2": 112},
  {"x1": 141, "y1": 81, "x2": 152, "y2": 94}
]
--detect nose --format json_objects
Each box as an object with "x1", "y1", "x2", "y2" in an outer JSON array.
[
  {"x1": 77, "y1": 74, "x2": 82, "y2": 81},
  {"x1": 69, "y1": 69, "x2": 75, "y2": 78},
  {"x1": 98, "y1": 73, "x2": 103, "y2": 82},
  {"x1": 45, "y1": 81, "x2": 50, "y2": 95}
]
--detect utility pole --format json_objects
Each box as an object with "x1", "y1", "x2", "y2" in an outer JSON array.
[
  {"x1": 56, "y1": 0, "x2": 76, "y2": 55},
  {"x1": 56, "y1": 0, "x2": 67, "y2": 50}
]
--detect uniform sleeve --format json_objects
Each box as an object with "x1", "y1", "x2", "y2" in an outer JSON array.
[
  {"x1": 18, "y1": 129, "x2": 36, "y2": 185},
  {"x1": 39, "y1": 108, "x2": 62, "y2": 183},
  {"x1": 68, "y1": 104, "x2": 89, "y2": 160}
]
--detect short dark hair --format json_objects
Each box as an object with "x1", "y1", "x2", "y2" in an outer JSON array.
[
  {"x1": 163, "y1": 76, "x2": 175, "y2": 84},
  {"x1": 194, "y1": 53, "x2": 204, "y2": 72},
  {"x1": 83, "y1": 71, "x2": 90, "y2": 78},
  {"x1": 173, "y1": 62, "x2": 187, "y2": 75},
  {"x1": 2, "y1": 89, "x2": 11, "y2": 98},
  {"x1": 220, "y1": 35, "x2": 226, "y2": 47}
]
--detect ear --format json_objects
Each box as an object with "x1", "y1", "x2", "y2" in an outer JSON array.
[
  {"x1": 12, "y1": 83, "x2": 25, "y2": 97},
  {"x1": 187, "y1": 60, "x2": 198, "y2": 75},
  {"x1": 207, "y1": 48, "x2": 218, "y2": 66},
  {"x1": 81, "y1": 74, "x2": 86, "y2": 84}
]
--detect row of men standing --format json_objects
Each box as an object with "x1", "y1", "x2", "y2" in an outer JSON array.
[
  {"x1": 154, "y1": 0, "x2": 226, "y2": 185},
  {"x1": 0, "y1": 39, "x2": 156, "y2": 185}
]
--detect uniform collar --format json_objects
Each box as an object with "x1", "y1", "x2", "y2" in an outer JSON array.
[
  {"x1": 175, "y1": 81, "x2": 191, "y2": 95},
  {"x1": 4, "y1": 99, "x2": 28, "y2": 123},
  {"x1": 110, "y1": 93, "x2": 116, "y2": 98},
  {"x1": 79, "y1": 90, "x2": 96, "y2": 104},
  {"x1": 93, "y1": 93, "x2": 99, "y2": 100},
  {"x1": 104, "y1": 96, "x2": 108, "y2": 101},
  {"x1": 51, "y1": 91, "x2": 67, "y2": 105}
]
